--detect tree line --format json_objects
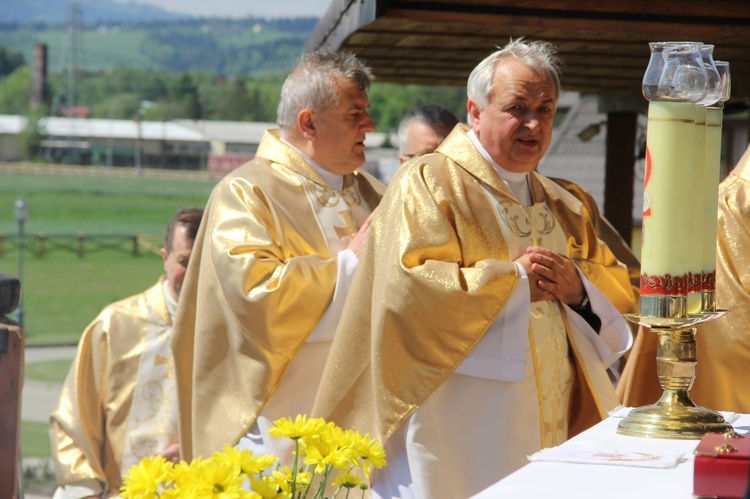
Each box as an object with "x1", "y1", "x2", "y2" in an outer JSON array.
[
  {"x1": 0, "y1": 44, "x2": 468, "y2": 163},
  {"x1": 0, "y1": 48, "x2": 467, "y2": 126}
]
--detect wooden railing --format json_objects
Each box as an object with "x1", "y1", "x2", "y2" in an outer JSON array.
[{"x1": 0, "y1": 234, "x2": 162, "y2": 258}]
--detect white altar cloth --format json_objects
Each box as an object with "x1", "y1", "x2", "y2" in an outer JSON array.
[{"x1": 473, "y1": 413, "x2": 750, "y2": 498}]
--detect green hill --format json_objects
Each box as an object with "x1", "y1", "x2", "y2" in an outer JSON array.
[{"x1": 0, "y1": 18, "x2": 317, "y2": 76}]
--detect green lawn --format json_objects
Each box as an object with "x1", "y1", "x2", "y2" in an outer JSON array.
[
  {"x1": 0, "y1": 169, "x2": 216, "y2": 344},
  {"x1": 9, "y1": 250, "x2": 166, "y2": 344},
  {"x1": 0, "y1": 172, "x2": 215, "y2": 235},
  {"x1": 3, "y1": 168, "x2": 215, "y2": 466},
  {"x1": 21, "y1": 421, "x2": 52, "y2": 458},
  {"x1": 24, "y1": 359, "x2": 73, "y2": 383}
]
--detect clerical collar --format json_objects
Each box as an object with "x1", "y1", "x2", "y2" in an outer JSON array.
[
  {"x1": 467, "y1": 130, "x2": 532, "y2": 206},
  {"x1": 281, "y1": 138, "x2": 344, "y2": 191},
  {"x1": 162, "y1": 279, "x2": 178, "y2": 323}
]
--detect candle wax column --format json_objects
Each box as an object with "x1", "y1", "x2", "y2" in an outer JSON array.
[
  {"x1": 640, "y1": 101, "x2": 695, "y2": 299},
  {"x1": 687, "y1": 105, "x2": 706, "y2": 314},
  {"x1": 702, "y1": 106, "x2": 723, "y2": 293}
]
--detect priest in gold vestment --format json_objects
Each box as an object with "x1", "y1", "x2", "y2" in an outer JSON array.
[
  {"x1": 170, "y1": 52, "x2": 384, "y2": 462},
  {"x1": 312, "y1": 39, "x2": 636, "y2": 499},
  {"x1": 619, "y1": 143, "x2": 750, "y2": 412},
  {"x1": 49, "y1": 208, "x2": 202, "y2": 498}
]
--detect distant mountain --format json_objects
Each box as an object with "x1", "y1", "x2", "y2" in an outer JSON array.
[{"x1": 3, "y1": 0, "x2": 187, "y2": 25}]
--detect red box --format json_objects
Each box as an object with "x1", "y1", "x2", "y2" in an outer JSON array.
[{"x1": 694, "y1": 433, "x2": 750, "y2": 498}]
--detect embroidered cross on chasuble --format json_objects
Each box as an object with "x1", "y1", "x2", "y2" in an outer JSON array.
[{"x1": 297, "y1": 173, "x2": 369, "y2": 253}]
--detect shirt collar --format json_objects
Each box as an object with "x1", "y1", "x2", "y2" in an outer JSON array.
[
  {"x1": 467, "y1": 130, "x2": 531, "y2": 205},
  {"x1": 162, "y1": 279, "x2": 178, "y2": 322},
  {"x1": 281, "y1": 138, "x2": 344, "y2": 191}
]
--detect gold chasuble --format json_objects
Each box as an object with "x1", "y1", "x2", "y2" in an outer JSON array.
[
  {"x1": 50, "y1": 278, "x2": 177, "y2": 498},
  {"x1": 312, "y1": 126, "x2": 635, "y2": 498},
  {"x1": 171, "y1": 130, "x2": 384, "y2": 460},
  {"x1": 619, "y1": 144, "x2": 750, "y2": 412}
]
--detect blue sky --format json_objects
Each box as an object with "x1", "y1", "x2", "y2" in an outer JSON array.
[{"x1": 120, "y1": 0, "x2": 332, "y2": 18}]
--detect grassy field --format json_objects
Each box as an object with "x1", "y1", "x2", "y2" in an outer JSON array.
[
  {"x1": 2, "y1": 167, "x2": 215, "y2": 463},
  {"x1": 21, "y1": 421, "x2": 52, "y2": 459},
  {"x1": 1, "y1": 169, "x2": 216, "y2": 343},
  {"x1": 24, "y1": 359, "x2": 73, "y2": 383}
]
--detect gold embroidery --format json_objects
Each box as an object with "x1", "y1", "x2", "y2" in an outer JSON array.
[
  {"x1": 154, "y1": 353, "x2": 169, "y2": 367},
  {"x1": 497, "y1": 202, "x2": 557, "y2": 239},
  {"x1": 312, "y1": 184, "x2": 362, "y2": 207},
  {"x1": 334, "y1": 210, "x2": 358, "y2": 240},
  {"x1": 531, "y1": 205, "x2": 556, "y2": 235},
  {"x1": 497, "y1": 201, "x2": 532, "y2": 238}
]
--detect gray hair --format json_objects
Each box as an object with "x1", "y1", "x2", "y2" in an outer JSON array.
[
  {"x1": 277, "y1": 51, "x2": 373, "y2": 130},
  {"x1": 397, "y1": 104, "x2": 460, "y2": 155},
  {"x1": 467, "y1": 38, "x2": 561, "y2": 110}
]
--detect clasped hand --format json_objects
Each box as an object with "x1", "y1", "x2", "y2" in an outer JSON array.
[{"x1": 515, "y1": 246, "x2": 586, "y2": 306}]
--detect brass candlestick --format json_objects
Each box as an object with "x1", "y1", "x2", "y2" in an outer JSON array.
[{"x1": 617, "y1": 293, "x2": 732, "y2": 439}]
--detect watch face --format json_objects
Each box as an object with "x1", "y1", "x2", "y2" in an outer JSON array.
[{"x1": 574, "y1": 295, "x2": 589, "y2": 309}]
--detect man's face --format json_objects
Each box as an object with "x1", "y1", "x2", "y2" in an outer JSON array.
[
  {"x1": 468, "y1": 59, "x2": 557, "y2": 173},
  {"x1": 161, "y1": 224, "x2": 194, "y2": 302},
  {"x1": 308, "y1": 76, "x2": 375, "y2": 175},
  {"x1": 399, "y1": 121, "x2": 450, "y2": 163}
]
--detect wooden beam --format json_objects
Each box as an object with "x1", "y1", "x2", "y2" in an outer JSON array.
[
  {"x1": 603, "y1": 111, "x2": 638, "y2": 244},
  {"x1": 0, "y1": 322, "x2": 23, "y2": 499},
  {"x1": 385, "y1": 8, "x2": 750, "y2": 39}
]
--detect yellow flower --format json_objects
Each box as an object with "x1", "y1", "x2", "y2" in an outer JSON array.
[
  {"x1": 300, "y1": 423, "x2": 358, "y2": 473},
  {"x1": 332, "y1": 473, "x2": 362, "y2": 489},
  {"x1": 120, "y1": 455, "x2": 171, "y2": 499},
  {"x1": 271, "y1": 466, "x2": 311, "y2": 493},
  {"x1": 190, "y1": 458, "x2": 249, "y2": 498},
  {"x1": 248, "y1": 475, "x2": 291, "y2": 499},
  {"x1": 121, "y1": 415, "x2": 387, "y2": 499},
  {"x1": 213, "y1": 444, "x2": 277, "y2": 476},
  {"x1": 269, "y1": 414, "x2": 326, "y2": 440},
  {"x1": 169, "y1": 457, "x2": 204, "y2": 493},
  {"x1": 351, "y1": 432, "x2": 387, "y2": 477}
]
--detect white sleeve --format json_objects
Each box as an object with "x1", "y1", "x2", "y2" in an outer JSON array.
[
  {"x1": 453, "y1": 263, "x2": 531, "y2": 382},
  {"x1": 306, "y1": 249, "x2": 359, "y2": 343},
  {"x1": 563, "y1": 267, "x2": 633, "y2": 369}
]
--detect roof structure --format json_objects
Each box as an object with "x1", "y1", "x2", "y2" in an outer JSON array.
[
  {"x1": 308, "y1": 0, "x2": 750, "y2": 241},
  {"x1": 309, "y1": 0, "x2": 750, "y2": 107},
  {"x1": 175, "y1": 120, "x2": 277, "y2": 145},
  {"x1": 38, "y1": 117, "x2": 206, "y2": 142}
]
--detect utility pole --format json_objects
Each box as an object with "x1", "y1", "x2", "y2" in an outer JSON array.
[
  {"x1": 51, "y1": 0, "x2": 85, "y2": 117},
  {"x1": 49, "y1": 0, "x2": 86, "y2": 163}
]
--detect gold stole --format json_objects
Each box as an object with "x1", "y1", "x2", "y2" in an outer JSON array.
[
  {"x1": 485, "y1": 186, "x2": 574, "y2": 447},
  {"x1": 121, "y1": 298, "x2": 177, "y2": 472}
]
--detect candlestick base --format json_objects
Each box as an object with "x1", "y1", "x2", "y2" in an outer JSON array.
[
  {"x1": 617, "y1": 311, "x2": 730, "y2": 439},
  {"x1": 617, "y1": 391, "x2": 731, "y2": 439}
]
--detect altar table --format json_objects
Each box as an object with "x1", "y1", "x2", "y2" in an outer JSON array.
[{"x1": 473, "y1": 413, "x2": 750, "y2": 498}]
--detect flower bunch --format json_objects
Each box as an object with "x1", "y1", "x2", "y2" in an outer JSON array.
[{"x1": 120, "y1": 415, "x2": 387, "y2": 499}]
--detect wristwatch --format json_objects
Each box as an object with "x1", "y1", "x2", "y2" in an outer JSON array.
[{"x1": 572, "y1": 294, "x2": 590, "y2": 311}]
